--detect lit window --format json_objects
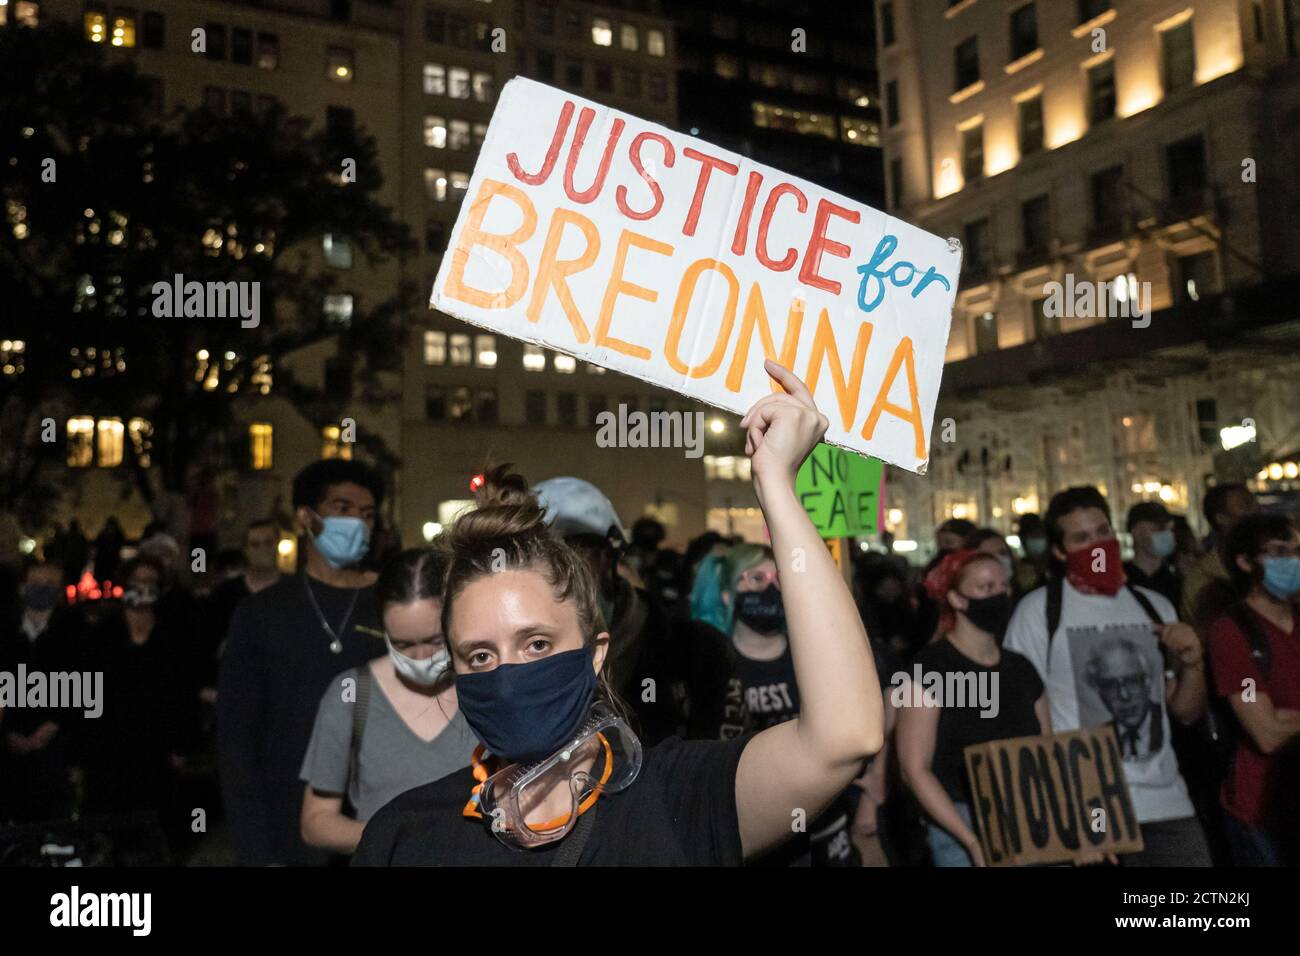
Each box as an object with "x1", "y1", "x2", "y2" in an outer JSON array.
[
  {"x1": 12, "y1": 2, "x2": 39, "y2": 28},
  {"x1": 327, "y1": 47, "x2": 355, "y2": 82},
  {"x1": 425, "y1": 167, "x2": 448, "y2": 201},
  {"x1": 257, "y1": 33, "x2": 279, "y2": 70},
  {"x1": 449, "y1": 67, "x2": 471, "y2": 99},
  {"x1": 586, "y1": 362, "x2": 606, "y2": 374},
  {"x1": 67, "y1": 417, "x2": 95, "y2": 468},
  {"x1": 449, "y1": 333, "x2": 472, "y2": 366},
  {"x1": 424, "y1": 330, "x2": 447, "y2": 365},
  {"x1": 472, "y1": 71, "x2": 494, "y2": 102},
  {"x1": 128, "y1": 418, "x2": 152, "y2": 467},
  {"x1": 592, "y1": 18, "x2": 612, "y2": 46},
  {"x1": 620, "y1": 24, "x2": 638, "y2": 51},
  {"x1": 85, "y1": 10, "x2": 107, "y2": 43},
  {"x1": 249, "y1": 423, "x2": 273, "y2": 470},
  {"x1": 322, "y1": 424, "x2": 353, "y2": 460},
  {"x1": 449, "y1": 119, "x2": 470, "y2": 150},
  {"x1": 323, "y1": 234, "x2": 352, "y2": 268},
  {"x1": 472, "y1": 122, "x2": 488, "y2": 147},
  {"x1": 475, "y1": 334, "x2": 497, "y2": 368},
  {"x1": 751, "y1": 102, "x2": 836, "y2": 139},
  {"x1": 323, "y1": 293, "x2": 353, "y2": 327},
  {"x1": 554, "y1": 354, "x2": 576, "y2": 374},
  {"x1": 424, "y1": 63, "x2": 446, "y2": 95},
  {"x1": 714, "y1": 54, "x2": 740, "y2": 79},
  {"x1": 840, "y1": 117, "x2": 880, "y2": 147},
  {"x1": 522, "y1": 344, "x2": 546, "y2": 371},
  {"x1": 111, "y1": 11, "x2": 136, "y2": 47},
  {"x1": 647, "y1": 29, "x2": 665, "y2": 57},
  {"x1": 450, "y1": 171, "x2": 469, "y2": 199},
  {"x1": 0, "y1": 339, "x2": 26, "y2": 377},
  {"x1": 97, "y1": 418, "x2": 124, "y2": 468},
  {"x1": 424, "y1": 115, "x2": 447, "y2": 148}
]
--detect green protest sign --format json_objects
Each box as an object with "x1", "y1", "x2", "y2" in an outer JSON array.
[{"x1": 795, "y1": 443, "x2": 884, "y2": 539}]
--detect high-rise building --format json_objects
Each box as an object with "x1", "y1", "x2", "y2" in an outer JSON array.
[{"x1": 877, "y1": 0, "x2": 1300, "y2": 553}]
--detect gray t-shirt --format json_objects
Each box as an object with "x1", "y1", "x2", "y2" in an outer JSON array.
[{"x1": 300, "y1": 665, "x2": 478, "y2": 822}]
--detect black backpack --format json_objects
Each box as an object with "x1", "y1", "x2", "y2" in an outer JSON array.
[
  {"x1": 1202, "y1": 603, "x2": 1273, "y2": 767},
  {"x1": 1043, "y1": 574, "x2": 1163, "y2": 666}
]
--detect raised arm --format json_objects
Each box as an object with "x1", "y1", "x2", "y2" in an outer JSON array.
[{"x1": 734, "y1": 360, "x2": 884, "y2": 859}]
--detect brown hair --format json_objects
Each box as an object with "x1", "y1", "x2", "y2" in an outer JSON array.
[{"x1": 441, "y1": 465, "x2": 624, "y2": 710}]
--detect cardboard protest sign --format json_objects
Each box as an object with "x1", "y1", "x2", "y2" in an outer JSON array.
[
  {"x1": 962, "y1": 726, "x2": 1144, "y2": 866},
  {"x1": 430, "y1": 78, "x2": 961, "y2": 474},
  {"x1": 795, "y1": 442, "x2": 883, "y2": 538}
]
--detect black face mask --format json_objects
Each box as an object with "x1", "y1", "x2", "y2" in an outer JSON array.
[
  {"x1": 960, "y1": 592, "x2": 1012, "y2": 640},
  {"x1": 734, "y1": 584, "x2": 786, "y2": 635}
]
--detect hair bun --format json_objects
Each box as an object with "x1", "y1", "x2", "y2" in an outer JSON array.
[{"x1": 449, "y1": 464, "x2": 548, "y2": 553}]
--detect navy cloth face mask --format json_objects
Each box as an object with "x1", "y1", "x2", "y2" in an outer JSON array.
[{"x1": 455, "y1": 648, "x2": 598, "y2": 763}]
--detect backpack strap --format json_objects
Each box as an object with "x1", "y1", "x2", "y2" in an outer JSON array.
[
  {"x1": 1125, "y1": 584, "x2": 1163, "y2": 625},
  {"x1": 1225, "y1": 603, "x2": 1273, "y2": 681},
  {"x1": 1043, "y1": 574, "x2": 1063, "y2": 672},
  {"x1": 349, "y1": 665, "x2": 372, "y2": 792},
  {"x1": 551, "y1": 803, "x2": 598, "y2": 867}
]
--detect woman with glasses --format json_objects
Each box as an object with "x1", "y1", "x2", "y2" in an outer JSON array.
[{"x1": 299, "y1": 549, "x2": 477, "y2": 854}]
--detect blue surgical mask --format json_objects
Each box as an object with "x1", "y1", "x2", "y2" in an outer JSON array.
[
  {"x1": 1261, "y1": 556, "x2": 1300, "y2": 600},
  {"x1": 1149, "y1": 529, "x2": 1176, "y2": 558},
  {"x1": 1024, "y1": 537, "x2": 1048, "y2": 558},
  {"x1": 311, "y1": 514, "x2": 371, "y2": 569},
  {"x1": 455, "y1": 648, "x2": 597, "y2": 763}
]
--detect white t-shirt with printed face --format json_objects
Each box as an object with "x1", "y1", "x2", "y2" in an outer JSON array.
[{"x1": 1003, "y1": 579, "x2": 1194, "y2": 824}]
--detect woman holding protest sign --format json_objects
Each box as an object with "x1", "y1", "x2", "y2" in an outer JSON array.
[
  {"x1": 352, "y1": 361, "x2": 884, "y2": 866},
  {"x1": 897, "y1": 550, "x2": 1049, "y2": 866}
]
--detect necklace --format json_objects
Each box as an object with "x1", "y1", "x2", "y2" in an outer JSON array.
[{"x1": 303, "y1": 574, "x2": 360, "y2": 654}]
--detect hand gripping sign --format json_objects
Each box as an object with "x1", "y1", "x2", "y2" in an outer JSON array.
[{"x1": 431, "y1": 78, "x2": 962, "y2": 474}]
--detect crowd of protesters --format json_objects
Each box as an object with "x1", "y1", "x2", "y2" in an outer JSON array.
[{"x1": 2, "y1": 440, "x2": 1297, "y2": 866}]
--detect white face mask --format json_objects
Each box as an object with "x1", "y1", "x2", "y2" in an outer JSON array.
[{"x1": 384, "y1": 634, "x2": 450, "y2": 687}]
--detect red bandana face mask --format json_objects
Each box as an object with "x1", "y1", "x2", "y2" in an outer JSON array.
[{"x1": 1065, "y1": 537, "x2": 1126, "y2": 596}]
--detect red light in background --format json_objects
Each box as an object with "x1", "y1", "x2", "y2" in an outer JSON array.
[{"x1": 469, "y1": 473, "x2": 485, "y2": 493}]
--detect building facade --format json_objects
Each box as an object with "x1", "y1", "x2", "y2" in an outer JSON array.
[{"x1": 877, "y1": 0, "x2": 1300, "y2": 555}]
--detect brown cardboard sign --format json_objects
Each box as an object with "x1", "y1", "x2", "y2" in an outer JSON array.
[{"x1": 962, "y1": 726, "x2": 1144, "y2": 866}]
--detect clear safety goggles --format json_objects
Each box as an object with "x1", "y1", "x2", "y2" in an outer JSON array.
[{"x1": 477, "y1": 704, "x2": 642, "y2": 850}]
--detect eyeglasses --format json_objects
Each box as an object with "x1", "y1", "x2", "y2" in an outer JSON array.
[{"x1": 1095, "y1": 674, "x2": 1149, "y2": 696}]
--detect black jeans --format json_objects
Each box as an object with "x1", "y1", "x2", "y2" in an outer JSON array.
[{"x1": 1121, "y1": 815, "x2": 1213, "y2": 866}]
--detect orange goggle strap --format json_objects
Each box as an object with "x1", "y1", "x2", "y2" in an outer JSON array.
[{"x1": 462, "y1": 733, "x2": 614, "y2": 833}]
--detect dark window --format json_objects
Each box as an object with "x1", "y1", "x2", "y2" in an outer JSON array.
[
  {"x1": 205, "y1": 23, "x2": 227, "y2": 60},
  {"x1": 425, "y1": 386, "x2": 447, "y2": 421},
  {"x1": 330, "y1": 0, "x2": 351, "y2": 21},
  {"x1": 229, "y1": 90, "x2": 251, "y2": 114},
  {"x1": 565, "y1": 58, "x2": 584, "y2": 87},
  {"x1": 974, "y1": 312, "x2": 999, "y2": 354},
  {"x1": 557, "y1": 393, "x2": 578, "y2": 428},
  {"x1": 588, "y1": 394, "x2": 608, "y2": 427},
  {"x1": 649, "y1": 73, "x2": 667, "y2": 102},
  {"x1": 536, "y1": 49, "x2": 556, "y2": 82},
  {"x1": 257, "y1": 33, "x2": 279, "y2": 70},
  {"x1": 142, "y1": 11, "x2": 164, "y2": 49},
  {"x1": 425, "y1": 11, "x2": 446, "y2": 43},
  {"x1": 1018, "y1": 95, "x2": 1044, "y2": 155},
  {"x1": 1087, "y1": 58, "x2": 1116, "y2": 125},
  {"x1": 885, "y1": 80, "x2": 900, "y2": 127},
  {"x1": 231, "y1": 28, "x2": 252, "y2": 65},
  {"x1": 1021, "y1": 194, "x2": 1051, "y2": 253},
  {"x1": 1160, "y1": 20, "x2": 1196, "y2": 93},
  {"x1": 881, "y1": 3, "x2": 896, "y2": 47},
  {"x1": 425, "y1": 220, "x2": 447, "y2": 253},
  {"x1": 961, "y1": 124, "x2": 984, "y2": 182},
  {"x1": 203, "y1": 86, "x2": 226, "y2": 113},
  {"x1": 473, "y1": 20, "x2": 494, "y2": 53},
  {"x1": 537, "y1": 0, "x2": 555, "y2": 34},
  {"x1": 621, "y1": 68, "x2": 641, "y2": 97},
  {"x1": 324, "y1": 357, "x2": 352, "y2": 398},
  {"x1": 1166, "y1": 134, "x2": 1207, "y2": 201},
  {"x1": 1033, "y1": 297, "x2": 1059, "y2": 337},
  {"x1": 525, "y1": 390, "x2": 547, "y2": 426},
  {"x1": 1090, "y1": 165, "x2": 1124, "y2": 230},
  {"x1": 141, "y1": 75, "x2": 164, "y2": 112},
  {"x1": 475, "y1": 388, "x2": 498, "y2": 425},
  {"x1": 449, "y1": 387, "x2": 473, "y2": 423},
  {"x1": 448, "y1": 16, "x2": 470, "y2": 48},
  {"x1": 1177, "y1": 251, "x2": 1216, "y2": 301},
  {"x1": 954, "y1": 36, "x2": 980, "y2": 91},
  {"x1": 963, "y1": 217, "x2": 991, "y2": 273},
  {"x1": 564, "y1": 9, "x2": 582, "y2": 39},
  {"x1": 890, "y1": 156, "x2": 904, "y2": 207},
  {"x1": 1077, "y1": 0, "x2": 1111, "y2": 25},
  {"x1": 595, "y1": 65, "x2": 612, "y2": 92},
  {"x1": 1009, "y1": 4, "x2": 1038, "y2": 61}
]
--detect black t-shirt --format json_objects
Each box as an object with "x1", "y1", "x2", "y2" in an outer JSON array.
[
  {"x1": 731, "y1": 642, "x2": 800, "y2": 731},
  {"x1": 352, "y1": 733, "x2": 753, "y2": 866},
  {"x1": 1123, "y1": 561, "x2": 1181, "y2": 608},
  {"x1": 216, "y1": 573, "x2": 381, "y2": 866},
  {"x1": 912, "y1": 638, "x2": 1044, "y2": 806}
]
